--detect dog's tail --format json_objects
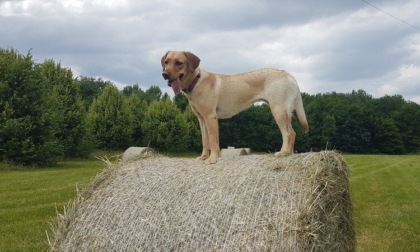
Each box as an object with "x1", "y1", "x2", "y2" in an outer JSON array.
[{"x1": 295, "y1": 93, "x2": 309, "y2": 133}]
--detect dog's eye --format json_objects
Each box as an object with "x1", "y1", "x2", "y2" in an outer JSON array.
[{"x1": 175, "y1": 61, "x2": 184, "y2": 66}]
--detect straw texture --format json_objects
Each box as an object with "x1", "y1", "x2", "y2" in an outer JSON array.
[{"x1": 51, "y1": 151, "x2": 355, "y2": 252}]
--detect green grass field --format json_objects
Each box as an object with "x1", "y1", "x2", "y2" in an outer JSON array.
[
  {"x1": 346, "y1": 155, "x2": 420, "y2": 252},
  {"x1": 0, "y1": 154, "x2": 419, "y2": 251},
  {"x1": 0, "y1": 152, "x2": 120, "y2": 252}
]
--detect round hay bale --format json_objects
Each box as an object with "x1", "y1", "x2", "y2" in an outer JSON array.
[
  {"x1": 51, "y1": 151, "x2": 355, "y2": 251},
  {"x1": 220, "y1": 148, "x2": 248, "y2": 157},
  {"x1": 121, "y1": 146, "x2": 153, "y2": 162}
]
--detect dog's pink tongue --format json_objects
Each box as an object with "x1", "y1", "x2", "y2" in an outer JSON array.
[{"x1": 171, "y1": 79, "x2": 182, "y2": 95}]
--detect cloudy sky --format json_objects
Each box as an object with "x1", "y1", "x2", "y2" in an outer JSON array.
[{"x1": 1, "y1": 0, "x2": 420, "y2": 103}]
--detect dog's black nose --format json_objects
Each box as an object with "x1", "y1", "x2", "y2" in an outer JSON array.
[{"x1": 162, "y1": 72, "x2": 170, "y2": 80}]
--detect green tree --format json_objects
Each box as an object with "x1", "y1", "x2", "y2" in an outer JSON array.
[
  {"x1": 182, "y1": 106, "x2": 202, "y2": 152},
  {"x1": 161, "y1": 92, "x2": 171, "y2": 101},
  {"x1": 38, "y1": 60, "x2": 93, "y2": 158},
  {"x1": 174, "y1": 93, "x2": 189, "y2": 112},
  {"x1": 371, "y1": 117, "x2": 404, "y2": 154},
  {"x1": 395, "y1": 101, "x2": 420, "y2": 153},
  {"x1": 124, "y1": 93, "x2": 148, "y2": 146},
  {"x1": 219, "y1": 104, "x2": 282, "y2": 152},
  {"x1": 122, "y1": 84, "x2": 144, "y2": 97},
  {"x1": 304, "y1": 90, "x2": 375, "y2": 153},
  {"x1": 0, "y1": 48, "x2": 61, "y2": 165},
  {"x1": 372, "y1": 95, "x2": 418, "y2": 154},
  {"x1": 141, "y1": 99, "x2": 189, "y2": 152},
  {"x1": 374, "y1": 95, "x2": 406, "y2": 117},
  {"x1": 305, "y1": 93, "x2": 335, "y2": 151},
  {"x1": 321, "y1": 114, "x2": 337, "y2": 149},
  {"x1": 143, "y1": 85, "x2": 162, "y2": 103},
  {"x1": 76, "y1": 76, "x2": 112, "y2": 109},
  {"x1": 86, "y1": 85, "x2": 132, "y2": 150}
]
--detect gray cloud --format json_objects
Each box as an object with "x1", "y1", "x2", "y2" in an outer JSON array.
[{"x1": 1, "y1": 0, "x2": 419, "y2": 103}]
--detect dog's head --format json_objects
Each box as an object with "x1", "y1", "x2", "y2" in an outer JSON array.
[{"x1": 161, "y1": 51, "x2": 200, "y2": 95}]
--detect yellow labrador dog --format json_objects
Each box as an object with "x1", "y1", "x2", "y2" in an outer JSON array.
[{"x1": 162, "y1": 51, "x2": 309, "y2": 164}]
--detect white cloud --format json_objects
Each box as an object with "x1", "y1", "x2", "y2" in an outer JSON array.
[
  {"x1": 380, "y1": 64, "x2": 420, "y2": 96},
  {"x1": 410, "y1": 96, "x2": 420, "y2": 104}
]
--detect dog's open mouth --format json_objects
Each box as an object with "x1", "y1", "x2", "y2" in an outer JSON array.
[
  {"x1": 168, "y1": 74, "x2": 184, "y2": 95},
  {"x1": 167, "y1": 74, "x2": 183, "y2": 86}
]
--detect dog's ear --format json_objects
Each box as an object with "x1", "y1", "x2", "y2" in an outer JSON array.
[
  {"x1": 185, "y1": 51, "x2": 200, "y2": 72},
  {"x1": 161, "y1": 51, "x2": 169, "y2": 70}
]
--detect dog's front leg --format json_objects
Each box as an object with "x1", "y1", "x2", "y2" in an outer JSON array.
[
  {"x1": 204, "y1": 113, "x2": 220, "y2": 164},
  {"x1": 190, "y1": 106, "x2": 210, "y2": 160},
  {"x1": 197, "y1": 116, "x2": 210, "y2": 160}
]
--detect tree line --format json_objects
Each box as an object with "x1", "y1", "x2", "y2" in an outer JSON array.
[{"x1": 1, "y1": 48, "x2": 419, "y2": 166}]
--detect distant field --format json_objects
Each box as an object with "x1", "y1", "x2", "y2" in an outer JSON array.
[{"x1": 0, "y1": 154, "x2": 419, "y2": 251}]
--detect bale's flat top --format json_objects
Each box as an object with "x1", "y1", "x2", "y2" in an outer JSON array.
[{"x1": 53, "y1": 152, "x2": 355, "y2": 252}]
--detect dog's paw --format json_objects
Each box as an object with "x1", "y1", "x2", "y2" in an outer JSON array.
[
  {"x1": 275, "y1": 151, "x2": 292, "y2": 157},
  {"x1": 204, "y1": 156, "x2": 218, "y2": 165},
  {"x1": 196, "y1": 155, "x2": 208, "y2": 161}
]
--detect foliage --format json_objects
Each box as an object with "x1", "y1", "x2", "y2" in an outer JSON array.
[
  {"x1": 182, "y1": 106, "x2": 202, "y2": 152},
  {"x1": 122, "y1": 83, "x2": 143, "y2": 97},
  {"x1": 141, "y1": 99, "x2": 189, "y2": 152},
  {"x1": 124, "y1": 93, "x2": 148, "y2": 146},
  {"x1": 143, "y1": 85, "x2": 163, "y2": 103},
  {"x1": 0, "y1": 49, "x2": 61, "y2": 165},
  {"x1": 122, "y1": 84, "x2": 165, "y2": 104},
  {"x1": 76, "y1": 76, "x2": 112, "y2": 109},
  {"x1": 173, "y1": 93, "x2": 189, "y2": 111},
  {"x1": 38, "y1": 60, "x2": 93, "y2": 158},
  {"x1": 86, "y1": 85, "x2": 133, "y2": 150},
  {"x1": 301, "y1": 90, "x2": 420, "y2": 154},
  {"x1": 1, "y1": 47, "x2": 419, "y2": 166},
  {"x1": 219, "y1": 104, "x2": 281, "y2": 152}
]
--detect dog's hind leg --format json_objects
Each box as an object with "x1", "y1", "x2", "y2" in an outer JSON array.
[{"x1": 270, "y1": 105, "x2": 296, "y2": 156}]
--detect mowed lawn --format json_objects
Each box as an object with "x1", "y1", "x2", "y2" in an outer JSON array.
[
  {"x1": 0, "y1": 154, "x2": 419, "y2": 251},
  {"x1": 0, "y1": 152, "x2": 119, "y2": 252},
  {"x1": 346, "y1": 154, "x2": 420, "y2": 252}
]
